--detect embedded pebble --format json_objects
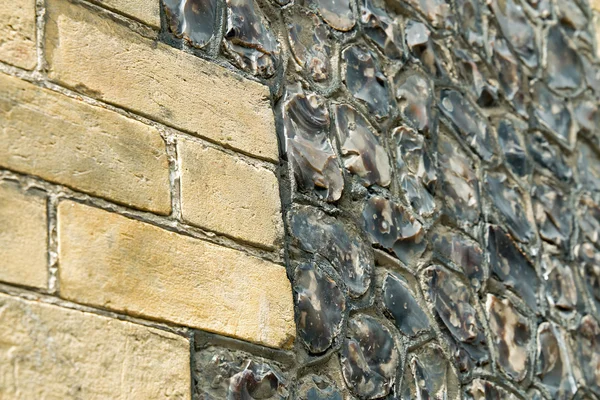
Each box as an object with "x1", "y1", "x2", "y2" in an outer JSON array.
[{"x1": 340, "y1": 315, "x2": 400, "y2": 399}]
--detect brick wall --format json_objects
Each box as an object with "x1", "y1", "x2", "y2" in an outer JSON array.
[
  {"x1": 0, "y1": 0, "x2": 293, "y2": 398},
  {"x1": 3, "y1": 0, "x2": 600, "y2": 399}
]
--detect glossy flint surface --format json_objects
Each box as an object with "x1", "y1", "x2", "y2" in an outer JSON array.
[
  {"x1": 194, "y1": 347, "x2": 287, "y2": 399},
  {"x1": 360, "y1": 0, "x2": 403, "y2": 59},
  {"x1": 496, "y1": 118, "x2": 532, "y2": 179},
  {"x1": 340, "y1": 315, "x2": 399, "y2": 399},
  {"x1": 298, "y1": 375, "x2": 343, "y2": 400},
  {"x1": 464, "y1": 379, "x2": 519, "y2": 400},
  {"x1": 489, "y1": 0, "x2": 538, "y2": 69},
  {"x1": 332, "y1": 104, "x2": 391, "y2": 187},
  {"x1": 542, "y1": 254, "x2": 580, "y2": 314},
  {"x1": 438, "y1": 89, "x2": 496, "y2": 161},
  {"x1": 431, "y1": 231, "x2": 486, "y2": 291},
  {"x1": 163, "y1": 0, "x2": 216, "y2": 47},
  {"x1": 290, "y1": 206, "x2": 373, "y2": 297},
  {"x1": 425, "y1": 265, "x2": 489, "y2": 372},
  {"x1": 487, "y1": 225, "x2": 539, "y2": 311},
  {"x1": 224, "y1": 0, "x2": 280, "y2": 76},
  {"x1": 392, "y1": 126, "x2": 436, "y2": 216},
  {"x1": 362, "y1": 196, "x2": 426, "y2": 264},
  {"x1": 171, "y1": 0, "x2": 600, "y2": 396},
  {"x1": 571, "y1": 316, "x2": 600, "y2": 395},
  {"x1": 294, "y1": 262, "x2": 346, "y2": 353},
  {"x1": 536, "y1": 323, "x2": 577, "y2": 399},
  {"x1": 532, "y1": 81, "x2": 574, "y2": 146},
  {"x1": 486, "y1": 295, "x2": 531, "y2": 381},
  {"x1": 382, "y1": 272, "x2": 430, "y2": 337},
  {"x1": 485, "y1": 172, "x2": 536, "y2": 244},
  {"x1": 288, "y1": 11, "x2": 334, "y2": 82},
  {"x1": 532, "y1": 181, "x2": 572, "y2": 249},
  {"x1": 393, "y1": 72, "x2": 434, "y2": 133},
  {"x1": 280, "y1": 84, "x2": 344, "y2": 202},
  {"x1": 404, "y1": 0, "x2": 454, "y2": 30},
  {"x1": 437, "y1": 135, "x2": 480, "y2": 228},
  {"x1": 315, "y1": 0, "x2": 355, "y2": 31},
  {"x1": 405, "y1": 21, "x2": 454, "y2": 79},
  {"x1": 343, "y1": 46, "x2": 393, "y2": 120},
  {"x1": 408, "y1": 344, "x2": 453, "y2": 399}
]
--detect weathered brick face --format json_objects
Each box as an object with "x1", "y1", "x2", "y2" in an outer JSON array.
[
  {"x1": 0, "y1": 293, "x2": 191, "y2": 399},
  {"x1": 58, "y1": 200, "x2": 294, "y2": 348},
  {"x1": 0, "y1": 0, "x2": 36, "y2": 70},
  {"x1": 2, "y1": 0, "x2": 600, "y2": 398},
  {"x1": 0, "y1": 73, "x2": 171, "y2": 214},
  {"x1": 45, "y1": 0, "x2": 279, "y2": 162},
  {"x1": 0, "y1": 181, "x2": 47, "y2": 289}
]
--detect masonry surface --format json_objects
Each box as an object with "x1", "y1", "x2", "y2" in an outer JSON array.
[{"x1": 1, "y1": 0, "x2": 600, "y2": 399}]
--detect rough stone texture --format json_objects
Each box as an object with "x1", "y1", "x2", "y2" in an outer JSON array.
[
  {"x1": 94, "y1": 0, "x2": 161, "y2": 28},
  {"x1": 45, "y1": 0, "x2": 278, "y2": 162},
  {"x1": 0, "y1": 73, "x2": 171, "y2": 214},
  {"x1": 0, "y1": 0, "x2": 36, "y2": 70},
  {"x1": 178, "y1": 138, "x2": 283, "y2": 248},
  {"x1": 0, "y1": 181, "x2": 47, "y2": 289},
  {"x1": 57, "y1": 201, "x2": 295, "y2": 349},
  {"x1": 0, "y1": 293, "x2": 191, "y2": 399}
]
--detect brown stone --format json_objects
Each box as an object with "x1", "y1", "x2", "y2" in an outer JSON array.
[
  {"x1": 0, "y1": 293, "x2": 191, "y2": 399},
  {"x1": 0, "y1": 0, "x2": 36, "y2": 70},
  {"x1": 58, "y1": 201, "x2": 295, "y2": 349},
  {"x1": 0, "y1": 73, "x2": 171, "y2": 214},
  {"x1": 45, "y1": 0, "x2": 278, "y2": 162},
  {"x1": 178, "y1": 138, "x2": 282, "y2": 248},
  {"x1": 0, "y1": 181, "x2": 47, "y2": 289}
]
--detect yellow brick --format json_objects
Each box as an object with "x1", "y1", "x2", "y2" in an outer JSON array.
[
  {"x1": 58, "y1": 201, "x2": 295, "y2": 349},
  {"x1": 0, "y1": 293, "x2": 191, "y2": 400},
  {"x1": 0, "y1": 73, "x2": 171, "y2": 214},
  {"x1": 45, "y1": 0, "x2": 278, "y2": 162},
  {"x1": 94, "y1": 0, "x2": 160, "y2": 28},
  {"x1": 0, "y1": 0, "x2": 36, "y2": 70},
  {"x1": 0, "y1": 181, "x2": 47, "y2": 289},
  {"x1": 593, "y1": 0, "x2": 600, "y2": 11},
  {"x1": 179, "y1": 139, "x2": 283, "y2": 248}
]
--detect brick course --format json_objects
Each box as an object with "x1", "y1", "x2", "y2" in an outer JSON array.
[
  {"x1": 45, "y1": 0, "x2": 279, "y2": 162},
  {"x1": 0, "y1": 293, "x2": 191, "y2": 400},
  {"x1": 58, "y1": 200, "x2": 295, "y2": 349},
  {"x1": 0, "y1": 73, "x2": 171, "y2": 214}
]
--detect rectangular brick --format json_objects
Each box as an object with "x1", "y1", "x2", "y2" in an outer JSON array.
[
  {"x1": 57, "y1": 201, "x2": 295, "y2": 349},
  {"x1": 93, "y1": 0, "x2": 160, "y2": 28},
  {"x1": 178, "y1": 138, "x2": 283, "y2": 248},
  {"x1": 0, "y1": 293, "x2": 191, "y2": 399},
  {"x1": 0, "y1": 73, "x2": 171, "y2": 214},
  {"x1": 0, "y1": 0, "x2": 36, "y2": 70},
  {"x1": 45, "y1": 0, "x2": 278, "y2": 162},
  {"x1": 0, "y1": 181, "x2": 47, "y2": 289}
]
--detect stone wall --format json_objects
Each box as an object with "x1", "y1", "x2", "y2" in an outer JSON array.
[{"x1": 1, "y1": 0, "x2": 600, "y2": 399}]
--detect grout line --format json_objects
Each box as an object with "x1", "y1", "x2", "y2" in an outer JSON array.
[
  {"x1": 47, "y1": 194, "x2": 59, "y2": 294},
  {"x1": 164, "y1": 131, "x2": 183, "y2": 221},
  {"x1": 34, "y1": 0, "x2": 47, "y2": 74}
]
